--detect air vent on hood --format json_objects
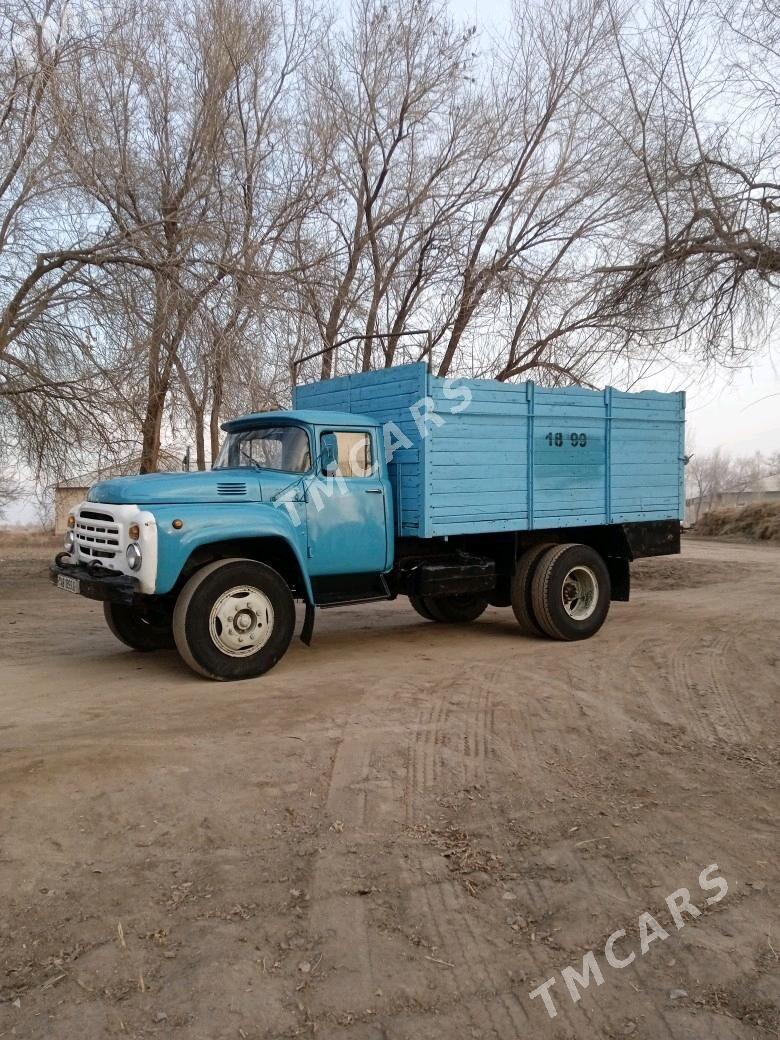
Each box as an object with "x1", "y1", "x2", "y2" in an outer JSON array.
[
  {"x1": 80, "y1": 509, "x2": 115, "y2": 522},
  {"x1": 217, "y1": 482, "x2": 248, "y2": 496}
]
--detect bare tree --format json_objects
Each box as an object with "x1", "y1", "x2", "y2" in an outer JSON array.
[
  {"x1": 0, "y1": 0, "x2": 134, "y2": 476},
  {"x1": 293, "y1": 0, "x2": 485, "y2": 380},
  {"x1": 687, "y1": 446, "x2": 768, "y2": 521},
  {"x1": 172, "y1": 0, "x2": 322, "y2": 466},
  {"x1": 598, "y1": 0, "x2": 780, "y2": 368},
  {"x1": 432, "y1": 0, "x2": 647, "y2": 383},
  {"x1": 0, "y1": 467, "x2": 21, "y2": 518}
]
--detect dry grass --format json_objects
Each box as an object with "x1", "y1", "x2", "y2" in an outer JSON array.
[
  {"x1": 695, "y1": 501, "x2": 780, "y2": 542},
  {"x1": 0, "y1": 525, "x2": 58, "y2": 549}
]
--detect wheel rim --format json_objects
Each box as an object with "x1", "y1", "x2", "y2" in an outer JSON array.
[
  {"x1": 561, "y1": 565, "x2": 599, "y2": 621},
  {"x1": 208, "y1": 585, "x2": 275, "y2": 657}
]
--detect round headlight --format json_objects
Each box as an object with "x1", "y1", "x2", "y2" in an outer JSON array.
[
  {"x1": 126, "y1": 543, "x2": 143, "y2": 571},
  {"x1": 64, "y1": 530, "x2": 76, "y2": 554}
]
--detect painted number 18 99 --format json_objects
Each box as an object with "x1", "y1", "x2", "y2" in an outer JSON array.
[{"x1": 545, "y1": 431, "x2": 588, "y2": 447}]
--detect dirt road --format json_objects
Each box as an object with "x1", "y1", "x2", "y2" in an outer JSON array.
[{"x1": 0, "y1": 538, "x2": 778, "y2": 1039}]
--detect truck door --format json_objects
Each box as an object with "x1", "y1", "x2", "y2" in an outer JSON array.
[{"x1": 305, "y1": 429, "x2": 389, "y2": 575}]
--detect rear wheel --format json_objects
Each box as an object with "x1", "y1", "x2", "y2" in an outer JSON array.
[
  {"x1": 104, "y1": 601, "x2": 174, "y2": 651},
  {"x1": 511, "y1": 542, "x2": 556, "y2": 636},
  {"x1": 173, "y1": 558, "x2": 295, "y2": 680},
  {"x1": 409, "y1": 594, "x2": 437, "y2": 621},
  {"x1": 423, "y1": 594, "x2": 488, "y2": 623},
  {"x1": 531, "y1": 543, "x2": 611, "y2": 641}
]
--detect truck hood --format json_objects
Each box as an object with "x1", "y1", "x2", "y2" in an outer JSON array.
[{"x1": 87, "y1": 470, "x2": 263, "y2": 505}]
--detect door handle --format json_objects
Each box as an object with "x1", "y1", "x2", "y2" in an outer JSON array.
[{"x1": 365, "y1": 488, "x2": 383, "y2": 494}]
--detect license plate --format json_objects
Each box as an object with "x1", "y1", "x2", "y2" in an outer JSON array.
[{"x1": 57, "y1": 574, "x2": 80, "y2": 595}]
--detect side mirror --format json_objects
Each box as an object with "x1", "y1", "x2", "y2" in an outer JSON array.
[{"x1": 320, "y1": 433, "x2": 339, "y2": 475}]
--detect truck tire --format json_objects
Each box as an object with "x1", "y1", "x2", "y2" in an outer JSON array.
[
  {"x1": 408, "y1": 595, "x2": 437, "y2": 621},
  {"x1": 531, "y1": 543, "x2": 610, "y2": 641},
  {"x1": 510, "y1": 542, "x2": 556, "y2": 636},
  {"x1": 172, "y1": 558, "x2": 295, "y2": 680},
  {"x1": 423, "y1": 594, "x2": 488, "y2": 623},
  {"x1": 104, "y1": 601, "x2": 175, "y2": 651}
]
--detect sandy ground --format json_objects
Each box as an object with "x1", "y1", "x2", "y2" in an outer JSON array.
[{"x1": 0, "y1": 537, "x2": 778, "y2": 1040}]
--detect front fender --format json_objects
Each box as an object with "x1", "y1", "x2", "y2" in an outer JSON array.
[{"x1": 150, "y1": 503, "x2": 312, "y2": 600}]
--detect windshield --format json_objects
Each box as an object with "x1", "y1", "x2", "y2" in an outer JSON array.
[{"x1": 214, "y1": 425, "x2": 311, "y2": 474}]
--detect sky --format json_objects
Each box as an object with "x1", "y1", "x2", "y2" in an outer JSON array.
[{"x1": 682, "y1": 353, "x2": 780, "y2": 457}]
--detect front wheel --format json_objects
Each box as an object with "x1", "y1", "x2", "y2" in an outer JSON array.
[
  {"x1": 173, "y1": 558, "x2": 295, "y2": 680},
  {"x1": 104, "y1": 601, "x2": 175, "y2": 651},
  {"x1": 531, "y1": 543, "x2": 611, "y2": 641}
]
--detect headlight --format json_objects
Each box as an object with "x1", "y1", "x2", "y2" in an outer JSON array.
[
  {"x1": 64, "y1": 530, "x2": 76, "y2": 554},
  {"x1": 126, "y1": 543, "x2": 142, "y2": 571}
]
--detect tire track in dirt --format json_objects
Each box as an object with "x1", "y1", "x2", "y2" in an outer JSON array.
[
  {"x1": 693, "y1": 631, "x2": 754, "y2": 744},
  {"x1": 308, "y1": 679, "x2": 419, "y2": 1016},
  {"x1": 668, "y1": 633, "x2": 722, "y2": 742},
  {"x1": 308, "y1": 722, "x2": 377, "y2": 1011},
  {"x1": 407, "y1": 668, "x2": 522, "y2": 1031},
  {"x1": 629, "y1": 626, "x2": 756, "y2": 745},
  {"x1": 512, "y1": 655, "x2": 714, "y2": 1039},
  {"x1": 628, "y1": 631, "x2": 717, "y2": 742},
  {"x1": 536, "y1": 672, "x2": 685, "y2": 1039},
  {"x1": 571, "y1": 849, "x2": 680, "y2": 1040},
  {"x1": 720, "y1": 620, "x2": 780, "y2": 743},
  {"x1": 399, "y1": 862, "x2": 531, "y2": 1038},
  {"x1": 263, "y1": 585, "x2": 780, "y2": 1032},
  {"x1": 402, "y1": 662, "x2": 585, "y2": 1037}
]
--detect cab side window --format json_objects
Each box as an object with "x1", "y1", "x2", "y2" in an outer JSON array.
[{"x1": 322, "y1": 431, "x2": 374, "y2": 478}]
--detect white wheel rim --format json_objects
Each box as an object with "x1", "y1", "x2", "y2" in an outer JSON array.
[
  {"x1": 561, "y1": 565, "x2": 599, "y2": 621},
  {"x1": 208, "y1": 585, "x2": 274, "y2": 657}
]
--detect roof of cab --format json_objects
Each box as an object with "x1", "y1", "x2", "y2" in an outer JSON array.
[{"x1": 222, "y1": 409, "x2": 381, "y2": 432}]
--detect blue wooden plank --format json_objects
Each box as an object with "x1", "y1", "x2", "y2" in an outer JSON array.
[
  {"x1": 432, "y1": 454, "x2": 527, "y2": 468},
  {"x1": 430, "y1": 468, "x2": 527, "y2": 482},
  {"x1": 611, "y1": 462, "x2": 680, "y2": 473},
  {"x1": 430, "y1": 518, "x2": 530, "y2": 535},
  {"x1": 430, "y1": 508, "x2": 529, "y2": 520},
  {"x1": 428, "y1": 495, "x2": 532, "y2": 511},
  {"x1": 429, "y1": 440, "x2": 527, "y2": 454},
  {"x1": 611, "y1": 474, "x2": 679, "y2": 489},
  {"x1": 430, "y1": 413, "x2": 530, "y2": 431}
]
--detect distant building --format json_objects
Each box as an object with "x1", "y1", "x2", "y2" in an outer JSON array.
[
  {"x1": 686, "y1": 473, "x2": 780, "y2": 525},
  {"x1": 54, "y1": 450, "x2": 186, "y2": 532}
]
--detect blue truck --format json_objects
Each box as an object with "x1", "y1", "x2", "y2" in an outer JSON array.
[{"x1": 50, "y1": 363, "x2": 685, "y2": 680}]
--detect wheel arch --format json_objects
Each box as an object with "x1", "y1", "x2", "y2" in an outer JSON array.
[
  {"x1": 515, "y1": 526, "x2": 631, "y2": 602},
  {"x1": 176, "y1": 536, "x2": 312, "y2": 602}
]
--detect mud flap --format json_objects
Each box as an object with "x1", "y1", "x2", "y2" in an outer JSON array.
[{"x1": 300, "y1": 602, "x2": 315, "y2": 646}]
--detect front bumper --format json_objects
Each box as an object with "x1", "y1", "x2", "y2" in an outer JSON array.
[{"x1": 50, "y1": 554, "x2": 141, "y2": 604}]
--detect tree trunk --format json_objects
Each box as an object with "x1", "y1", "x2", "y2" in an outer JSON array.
[
  {"x1": 210, "y1": 372, "x2": 224, "y2": 461},
  {"x1": 138, "y1": 384, "x2": 166, "y2": 473},
  {"x1": 193, "y1": 406, "x2": 206, "y2": 470}
]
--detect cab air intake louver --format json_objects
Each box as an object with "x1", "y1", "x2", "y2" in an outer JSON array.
[{"x1": 217, "y1": 482, "x2": 247, "y2": 496}]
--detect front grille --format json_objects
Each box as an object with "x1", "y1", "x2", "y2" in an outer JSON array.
[{"x1": 75, "y1": 512, "x2": 121, "y2": 559}]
